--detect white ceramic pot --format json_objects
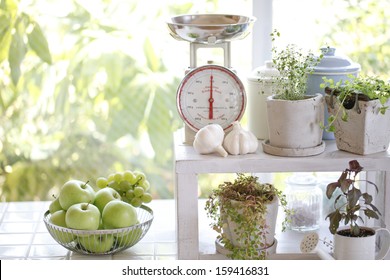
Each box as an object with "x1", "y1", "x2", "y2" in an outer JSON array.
[
  {"x1": 326, "y1": 95, "x2": 390, "y2": 155},
  {"x1": 333, "y1": 227, "x2": 390, "y2": 260},
  {"x1": 221, "y1": 195, "x2": 279, "y2": 249},
  {"x1": 215, "y1": 237, "x2": 277, "y2": 258},
  {"x1": 266, "y1": 94, "x2": 324, "y2": 149}
]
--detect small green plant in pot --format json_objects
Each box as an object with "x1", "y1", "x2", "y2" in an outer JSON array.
[
  {"x1": 321, "y1": 75, "x2": 390, "y2": 131},
  {"x1": 325, "y1": 160, "x2": 390, "y2": 260},
  {"x1": 205, "y1": 173, "x2": 290, "y2": 260},
  {"x1": 263, "y1": 30, "x2": 326, "y2": 156},
  {"x1": 321, "y1": 75, "x2": 390, "y2": 155},
  {"x1": 270, "y1": 30, "x2": 323, "y2": 101}
]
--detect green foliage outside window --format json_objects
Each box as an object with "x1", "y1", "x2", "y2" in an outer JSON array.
[
  {"x1": 322, "y1": 0, "x2": 390, "y2": 79},
  {"x1": 0, "y1": 0, "x2": 199, "y2": 201},
  {"x1": 0, "y1": 0, "x2": 389, "y2": 202}
]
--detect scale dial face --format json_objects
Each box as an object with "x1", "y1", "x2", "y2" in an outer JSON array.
[{"x1": 176, "y1": 65, "x2": 246, "y2": 131}]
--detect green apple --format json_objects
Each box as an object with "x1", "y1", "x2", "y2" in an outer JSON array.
[
  {"x1": 94, "y1": 187, "x2": 121, "y2": 213},
  {"x1": 49, "y1": 197, "x2": 63, "y2": 214},
  {"x1": 59, "y1": 180, "x2": 95, "y2": 210},
  {"x1": 49, "y1": 210, "x2": 75, "y2": 243},
  {"x1": 102, "y1": 200, "x2": 138, "y2": 229},
  {"x1": 79, "y1": 234, "x2": 114, "y2": 254},
  {"x1": 98, "y1": 219, "x2": 104, "y2": 230},
  {"x1": 65, "y1": 202, "x2": 100, "y2": 230},
  {"x1": 115, "y1": 227, "x2": 143, "y2": 247}
]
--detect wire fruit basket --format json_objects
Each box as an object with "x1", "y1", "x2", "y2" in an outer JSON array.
[{"x1": 44, "y1": 204, "x2": 153, "y2": 255}]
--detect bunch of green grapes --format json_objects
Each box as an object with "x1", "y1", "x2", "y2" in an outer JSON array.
[{"x1": 95, "y1": 170, "x2": 152, "y2": 207}]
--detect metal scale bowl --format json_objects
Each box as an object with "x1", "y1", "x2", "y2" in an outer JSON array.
[
  {"x1": 167, "y1": 14, "x2": 255, "y2": 143},
  {"x1": 167, "y1": 14, "x2": 255, "y2": 68},
  {"x1": 167, "y1": 14, "x2": 255, "y2": 43}
]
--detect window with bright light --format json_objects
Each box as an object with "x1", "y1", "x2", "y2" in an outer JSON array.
[{"x1": 0, "y1": 0, "x2": 388, "y2": 202}]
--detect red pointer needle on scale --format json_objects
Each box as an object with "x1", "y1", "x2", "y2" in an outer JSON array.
[{"x1": 209, "y1": 75, "x2": 214, "y2": 119}]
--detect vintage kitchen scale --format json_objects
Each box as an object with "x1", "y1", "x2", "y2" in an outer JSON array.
[{"x1": 167, "y1": 14, "x2": 256, "y2": 143}]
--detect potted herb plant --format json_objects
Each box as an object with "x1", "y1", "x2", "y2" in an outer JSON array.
[
  {"x1": 263, "y1": 30, "x2": 325, "y2": 156},
  {"x1": 204, "y1": 173, "x2": 290, "y2": 260},
  {"x1": 321, "y1": 75, "x2": 390, "y2": 155},
  {"x1": 326, "y1": 160, "x2": 390, "y2": 260}
]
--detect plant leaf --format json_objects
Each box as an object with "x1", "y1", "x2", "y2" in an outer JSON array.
[
  {"x1": 369, "y1": 203, "x2": 381, "y2": 215},
  {"x1": 0, "y1": 12, "x2": 12, "y2": 63},
  {"x1": 326, "y1": 210, "x2": 341, "y2": 234},
  {"x1": 143, "y1": 37, "x2": 160, "y2": 72},
  {"x1": 364, "y1": 209, "x2": 379, "y2": 220},
  {"x1": 341, "y1": 109, "x2": 348, "y2": 122},
  {"x1": 351, "y1": 213, "x2": 359, "y2": 221},
  {"x1": 27, "y1": 20, "x2": 52, "y2": 64},
  {"x1": 340, "y1": 179, "x2": 353, "y2": 193},
  {"x1": 326, "y1": 182, "x2": 338, "y2": 199},
  {"x1": 351, "y1": 224, "x2": 360, "y2": 236},
  {"x1": 340, "y1": 177, "x2": 353, "y2": 193},
  {"x1": 348, "y1": 160, "x2": 363, "y2": 172},
  {"x1": 8, "y1": 29, "x2": 26, "y2": 85},
  {"x1": 365, "y1": 180, "x2": 379, "y2": 193},
  {"x1": 362, "y1": 192, "x2": 372, "y2": 204},
  {"x1": 347, "y1": 187, "x2": 361, "y2": 209}
]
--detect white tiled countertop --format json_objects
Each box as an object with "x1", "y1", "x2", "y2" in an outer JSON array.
[
  {"x1": 0, "y1": 199, "x2": 234, "y2": 260},
  {"x1": 0, "y1": 200, "x2": 179, "y2": 260},
  {"x1": 0, "y1": 199, "x2": 348, "y2": 260}
]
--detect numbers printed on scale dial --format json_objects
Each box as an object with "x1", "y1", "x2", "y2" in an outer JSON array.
[{"x1": 176, "y1": 64, "x2": 246, "y2": 132}]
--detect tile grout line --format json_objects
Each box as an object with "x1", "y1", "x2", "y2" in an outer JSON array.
[
  {"x1": 26, "y1": 202, "x2": 53, "y2": 259},
  {"x1": 0, "y1": 202, "x2": 9, "y2": 225},
  {"x1": 24, "y1": 204, "x2": 45, "y2": 259}
]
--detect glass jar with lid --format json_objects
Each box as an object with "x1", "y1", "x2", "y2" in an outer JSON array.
[{"x1": 285, "y1": 173, "x2": 323, "y2": 231}]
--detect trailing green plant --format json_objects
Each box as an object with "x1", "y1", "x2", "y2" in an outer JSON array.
[
  {"x1": 321, "y1": 75, "x2": 390, "y2": 132},
  {"x1": 325, "y1": 160, "x2": 381, "y2": 237},
  {"x1": 205, "y1": 173, "x2": 291, "y2": 260},
  {"x1": 269, "y1": 30, "x2": 323, "y2": 100}
]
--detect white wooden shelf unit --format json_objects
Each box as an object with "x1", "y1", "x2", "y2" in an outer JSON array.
[{"x1": 173, "y1": 129, "x2": 390, "y2": 260}]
